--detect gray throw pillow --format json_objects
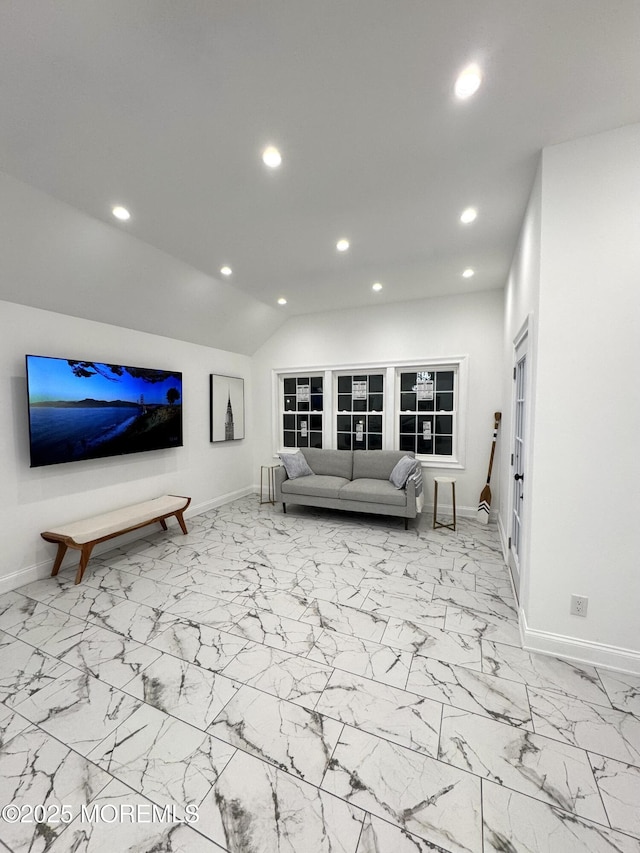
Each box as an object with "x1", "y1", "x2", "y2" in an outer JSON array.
[
  {"x1": 389, "y1": 455, "x2": 418, "y2": 489},
  {"x1": 279, "y1": 452, "x2": 314, "y2": 480}
]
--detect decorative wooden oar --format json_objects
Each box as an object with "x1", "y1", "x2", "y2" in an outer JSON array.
[{"x1": 477, "y1": 412, "x2": 501, "y2": 524}]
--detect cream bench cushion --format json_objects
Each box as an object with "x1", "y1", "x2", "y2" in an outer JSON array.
[{"x1": 42, "y1": 494, "x2": 191, "y2": 584}]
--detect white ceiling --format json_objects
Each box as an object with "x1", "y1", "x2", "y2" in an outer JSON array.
[{"x1": 1, "y1": 1, "x2": 640, "y2": 345}]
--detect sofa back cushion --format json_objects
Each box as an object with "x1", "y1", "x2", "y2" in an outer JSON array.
[
  {"x1": 352, "y1": 450, "x2": 414, "y2": 481},
  {"x1": 301, "y1": 448, "x2": 353, "y2": 479}
]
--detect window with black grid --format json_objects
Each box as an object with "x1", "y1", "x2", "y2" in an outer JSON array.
[
  {"x1": 398, "y1": 369, "x2": 456, "y2": 457},
  {"x1": 336, "y1": 373, "x2": 384, "y2": 450},
  {"x1": 282, "y1": 375, "x2": 323, "y2": 448}
]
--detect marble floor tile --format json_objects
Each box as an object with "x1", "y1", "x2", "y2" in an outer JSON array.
[
  {"x1": 307, "y1": 628, "x2": 413, "y2": 689},
  {"x1": 197, "y1": 748, "x2": 365, "y2": 852},
  {"x1": 297, "y1": 559, "x2": 369, "y2": 587},
  {"x1": 360, "y1": 589, "x2": 448, "y2": 627},
  {"x1": 0, "y1": 703, "x2": 31, "y2": 747},
  {"x1": 0, "y1": 631, "x2": 72, "y2": 704},
  {"x1": 528, "y1": 687, "x2": 640, "y2": 765},
  {"x1": 301, "y1": 598, "x2": 389, "y2": 644},
  {"x1": 233, "y1": 587, "x2": 310, "y2": 619},
  {"x1": 590, "y1": 753, "x2": 640, "y2": 838},
  {"x1": 82, "y1": 568, "x2": 184, "y2": 609},
  {"x1": 0, "y1": 723, "x2": 111, "y2": 853},
  {"x1": 481, "y1": 640, "x2": 611, "y2": 706},
  {"x1": 220, "y1": 641, "x2": 333, "y2": 708},
  {"x1": 15, "y1": 583, "x2": 125, "y2": 622},
  {"x1": 356, "y1": 813, "x2": 448, "y2": 852},
  {"x1": 0, "y1": 591, "x2": 36, "y2": 627},
  {"x1": 407, "y1": 655, "x2": 532, "y2": 728},
  {"x1": 124, "y1": 652, "x2": 240, "y2": 730},
  {"x1": 316, "y1": 669, "x2": 442, "y2": 757},
  {"x1": 89, "y1": 598, "x2": 179, "y2": 645},
  {"x1": 292, "y1": 574, "x2": 369, "y2": 608},
  {"x1": 432, "y1": 586, "x2": 517, "y2": 621},
  {"x1": 88, "y1": 703, "x2": 235, "y2": 815},
  {"x1": 444, "y1": 605, "x2": 522, "y2": 648},
  {"x1": 46, "y1": 778, "x2": 226, "y2": 853},
  {"x1": 209, "y1": 683, "x2": 342, "y2": 785},
  {"x1": 381, "y1": 617, "x2": 482, "y2": 670},
  {"x1": 164, "y1": 589, "x2": 249, "y2": 626},
  {"x1": 597, "y1": 669, "x2": 640, "y2": 717},
  {"x1": 94, "y1": 552, "x2": 196, "y2": 586},
  {"x1": 1, "y1": 601, "x2": 87, "y2": 658},
  {"x1": 482, "y1": 780, "x2": 640, "y2": 853},
  {"x1": 439, "y1": 707, "x2": 608, "y2": 822},
  {"x1": 149, "y1": 621, "x2": 248, "y2": 672},
  {"x1": 59, "y1": 623, "x2": 162, "y2": 690},
  {"x1": 322, "y1": 725, "x2": 482, "y2": 853},
  {"x1": 359, "y1": 571, "x2": 436, "y2": 600},
  {"x1": 230, "y1": 607, "x2": 322, "y2": 655},
  {"x1": 11, "y1": 667, "x2": 141, "y2": 757}
]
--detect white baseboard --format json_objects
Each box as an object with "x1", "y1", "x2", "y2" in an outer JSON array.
[
  {"x1": 0, "y1": 486, "x2": 255, "y2": 596},
  {"x1": 497, "y1": 513, "x2": 509, "y2": 562},
  {"x1": 519, "y1": 609, "x2": 640, "y2": 676}
]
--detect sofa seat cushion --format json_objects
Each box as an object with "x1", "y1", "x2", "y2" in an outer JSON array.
[
  {"x1": 339, "y1": 478, "x2": 407, "y2": 507},
  {"x1": 281, "y1": 475, "x2": 350, "y2": 500}
]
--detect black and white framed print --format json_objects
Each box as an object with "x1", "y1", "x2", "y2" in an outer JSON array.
[{"x1": 210, "y1": 374, "x2": 245, "y2": 442}]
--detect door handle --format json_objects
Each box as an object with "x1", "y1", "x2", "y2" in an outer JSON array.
[{"x1": 514, "y1": 473, "x2": 524, "y2": 481}]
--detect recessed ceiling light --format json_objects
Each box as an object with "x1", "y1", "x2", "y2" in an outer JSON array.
[
  {"x1": 460, "y1": 207, "x2": 477, "y2": 224},
  {"x1": 277, "y1": 297, "x2": 287, "y2": 305},
  {"x1": 372, "y1": 282, "x2": 383, "y2": 292},
  {"x1": 112, "y1": 205, "x2": 130, "y2": 221},
  {"x1": 262, "y1": 146, "x2": 282, "y2": 168},
  {"x1": 220, "y1": 266, "x2": 232, "y2": 277},
  {"x1": 462, "y1": 268, "x2": 475, "y2": 278},
  {"x1": 455, "y1": 63, "x2": 482, "y2": 99},
  {"x1": 336, "y1": 239, "x2": 350, "y2": 252}
]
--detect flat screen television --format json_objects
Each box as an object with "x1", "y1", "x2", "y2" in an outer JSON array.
[{"x1": 26, "y1": 355, "x2": 183, "y2": 468}]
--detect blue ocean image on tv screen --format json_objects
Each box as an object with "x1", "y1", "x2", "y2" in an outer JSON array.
[{"x1": 26, "y1": 356, "x2": 183, "y2": 467}]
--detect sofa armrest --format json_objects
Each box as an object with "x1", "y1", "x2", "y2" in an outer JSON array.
[
  {"x1": 274, "y1": 465, "x2": 287, "y2": 501},
  {"x1": 404, "y1": 475, "x2": 417, "y2": 516}
]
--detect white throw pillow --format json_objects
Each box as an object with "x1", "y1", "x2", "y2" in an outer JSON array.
[
  {"x1": 389, "y1": 455, "x2": 417, "y2": 489},
  {"x1": 279, "y1": 452, "x2": 314, "y2": 480}
]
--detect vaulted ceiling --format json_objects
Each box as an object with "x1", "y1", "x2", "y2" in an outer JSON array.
[{"x1": 1, "y1": 1, "x2": 639, "y2": 350}]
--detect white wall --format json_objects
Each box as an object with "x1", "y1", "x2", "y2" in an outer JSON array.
[
  {"x1": 505, "y1": 123, "x2": 640, "y2": 672},
  {"x1": 499, "y1": 163, "x2": 542, "y2": 608},
  {"x1": 252, "y1": 290, "x2": 505, "y2": 514},
  {"x1": 0, "y1": 299, "x2": 253, "y2": 592}
]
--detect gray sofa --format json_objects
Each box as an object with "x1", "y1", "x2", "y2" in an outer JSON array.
[{"x1": 274, "y1": 448, "x2": 419, "y2": 528}]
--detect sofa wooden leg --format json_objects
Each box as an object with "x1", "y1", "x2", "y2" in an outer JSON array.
[
  {"x1": 282, "y1": 503, "x2": 287, "y2": 513},
  {"x1": 404, "y1": 517, "x2": 408, "y2": 530}
]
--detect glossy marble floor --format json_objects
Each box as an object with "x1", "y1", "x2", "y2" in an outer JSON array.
[{"x1": 1, "y1": 496, "x2": 639, "y2": 853}]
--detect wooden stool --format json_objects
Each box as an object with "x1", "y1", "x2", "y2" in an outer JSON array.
[{"x1": 433, "y1": 477, "x2": 456, "y2": 531}]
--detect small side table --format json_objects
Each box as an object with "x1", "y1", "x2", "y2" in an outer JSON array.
[
  {"x1": 433, "y1": 476, "x2": 457, "y2": 531},
  {"x1": 260, "y1": 464, "x2": 279, "y2": 505}
]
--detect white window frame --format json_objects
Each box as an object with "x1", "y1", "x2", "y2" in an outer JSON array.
[{"x1": 272, "y1": 357, "x2": 467, "y2": 469}]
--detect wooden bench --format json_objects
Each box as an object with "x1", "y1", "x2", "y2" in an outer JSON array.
[{"x1": 41, "y1": 494, "x2": 191, "y2": 585}]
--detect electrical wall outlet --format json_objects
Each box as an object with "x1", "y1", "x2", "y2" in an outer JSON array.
[{"x1": 570, "y1": 594, "x2": 589, "y2": 617}]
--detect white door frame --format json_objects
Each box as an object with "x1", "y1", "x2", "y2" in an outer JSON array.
[{"x1": 508, "y1": 316, "x2": 534, "y2": 604}]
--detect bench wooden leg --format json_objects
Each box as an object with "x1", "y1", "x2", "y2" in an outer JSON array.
[
  {"x1": 75, "y1": 543, "x2": 95, "y2": 585},
  {"x1": 175, "y1": 510, "x2": 188, "y2": 535},
  {"x1": 51, "y1": 542, "x2": 68, "y2": 577},
  {"x1": 159, "y1": 519, "x2": 168, "y2": 530}
]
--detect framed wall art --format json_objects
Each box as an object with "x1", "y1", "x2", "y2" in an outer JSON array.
[{"x1": 210, "y1": 374, "x2": 245, "y2": 442}]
